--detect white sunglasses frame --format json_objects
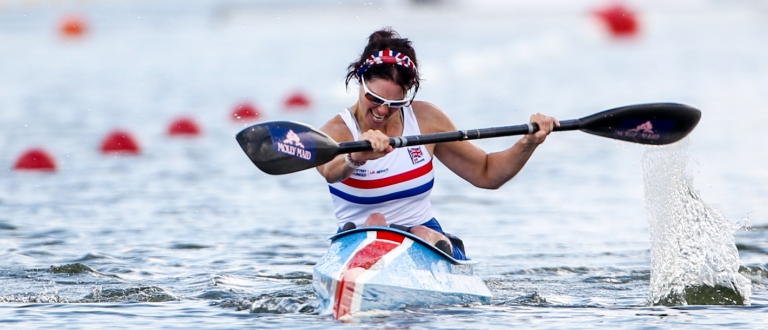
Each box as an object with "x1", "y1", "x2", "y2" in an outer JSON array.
[{"x1": 361, "y1": 77, "x2": 415, "y2": 109}]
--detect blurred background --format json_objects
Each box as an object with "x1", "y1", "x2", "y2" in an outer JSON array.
[
  {"x1": 2, "y1": 0, "x2": 766, "y2": 223},
  {"x1": 1, "y1": 0, "x2": 767, "y2": 327}
]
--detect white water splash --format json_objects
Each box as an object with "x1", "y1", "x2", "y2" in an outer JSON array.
[{"x1": 642, "y1": 140, "x2": 751, "y2": 305}]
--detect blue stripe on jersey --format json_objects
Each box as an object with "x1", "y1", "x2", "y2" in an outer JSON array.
[{"x1": 329, "y1": 179, "x2": 434, "y2": 205}]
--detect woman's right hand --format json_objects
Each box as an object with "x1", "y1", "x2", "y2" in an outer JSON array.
[{"x1": 350, "y1": 129, "x2": 393, "y2": 163}]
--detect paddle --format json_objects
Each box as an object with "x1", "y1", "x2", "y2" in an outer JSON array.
[{"x1": 236, "y1": 102, "x2": 701, "y2": 175}]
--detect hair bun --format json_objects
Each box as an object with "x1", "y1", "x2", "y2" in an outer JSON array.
[
  {"x1": 345, "y1": 27, "x2": 420, "y2": 94},
  {"x1": 368, "y1": 28, "x2": 399, "y2": 45}
]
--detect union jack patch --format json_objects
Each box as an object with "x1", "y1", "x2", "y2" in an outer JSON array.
[{"x1": 407, "y1": 147, "x2": 425, "y2": 164}]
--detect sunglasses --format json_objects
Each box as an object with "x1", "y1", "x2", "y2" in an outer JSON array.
[{"x1": 361, "y1": 77, "x2": 414, "y2": 109}]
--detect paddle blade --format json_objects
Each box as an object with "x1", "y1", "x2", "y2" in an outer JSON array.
[
  {"x1": 578, "y1": 103, "x2": 701, "y2": 145},
  {"x1": 235, "y1": 121, "x2": 341, "y2": 175}
]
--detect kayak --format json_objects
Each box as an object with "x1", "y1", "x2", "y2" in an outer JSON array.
[{"x1": 312, "y1": 226, "x2": 492, "y2": 319}]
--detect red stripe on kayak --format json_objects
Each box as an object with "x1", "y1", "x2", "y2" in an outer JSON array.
[
  {"x1": 348, "y1": 240, "x2": 398, "y2": 269},
  {"x1": 334, "y1": 277, "x2": 351, "y2": 319},
  {"x1": 334, "y1": 277, "x2": 345, "y2": 315},
  {"x1": 341, "y1": 160, "x2": 432, "y2": 189},
  {"x1": 377, "y1": 230, "x2": 405, "y2": 243},
  {"x1": 333, "y1": 239, "x2": 402, "y2": 319}
]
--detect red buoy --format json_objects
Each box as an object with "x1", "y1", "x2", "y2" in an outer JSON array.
[
  {"x1": 100, "y1": 130, "x2": 140, "y2": 154},
  {"x1": 283, "y1": 91, "x2": 312, "y2": 110},
  {"x1": 168, "y1": 117, "x2": 201, "y2": 136},
  {"x1": 231, "y1": 102, "x2": 261, "y2": 121},
  {"x1": 593, "y1": 3, "x2": 639, "y2": 38},
  {"x1": 60, "y1": 14, "x2": 88, "y2": 38},
  {"x1": 13, "y1": 148, "x2": 57, "y2": 171}
]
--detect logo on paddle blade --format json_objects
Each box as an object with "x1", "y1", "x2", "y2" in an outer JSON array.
[
  {"x1": 267, "y1": 126, "x2": 315, "y2": 161},
  {"x1": 615, "y1": 119, "x2": 675, "y2": 141},
  {"x1": 283, "y1": 130, "x2": 305, "y2": 148}
]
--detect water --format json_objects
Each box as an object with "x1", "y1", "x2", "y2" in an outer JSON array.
[
  {"x1": 2, "y1": 0, "x2": 768, "y2": 328},
  {"x1": 643, "y1": 141, "x2": 751, "y2": 306}
]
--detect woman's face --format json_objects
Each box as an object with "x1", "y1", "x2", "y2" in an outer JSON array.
[{"x1": 357, "y1": 77, "x2": 410, "y2": 128}]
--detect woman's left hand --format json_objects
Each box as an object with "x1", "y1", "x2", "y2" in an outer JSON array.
[{"x1": 524, "y1": 113, "x2": 560, "y2": 145}]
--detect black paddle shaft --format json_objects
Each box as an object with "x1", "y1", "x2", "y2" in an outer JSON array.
[{"x1": 337, "y1": 120, "x2": 580, "y2": 154}]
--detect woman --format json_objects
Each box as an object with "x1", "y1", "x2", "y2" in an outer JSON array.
[{"x1": 316, "y1": 28, "x2": 559, "y2": 260}]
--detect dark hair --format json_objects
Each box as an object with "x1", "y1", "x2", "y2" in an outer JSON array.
[{"x1": 345, "y1": 27, "x2": 420, "y2": 95}]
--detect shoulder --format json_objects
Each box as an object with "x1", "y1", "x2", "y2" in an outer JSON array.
[
  {"x1": 319, "y1": 113, "x2": 354, "y2": 143},
  {"x1": 410, "y1": 100, "x2": 457, "y2": 133}
]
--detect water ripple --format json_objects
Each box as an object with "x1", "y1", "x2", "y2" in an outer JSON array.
[
  {"x1": 169, "y1": 243, "x2": 213, "y2": 250},
  {"x1": 49, "y1": 263, "x2": 97, "y2": 275},
  {"x1": 81, "y1": 286, "x2": 179, "y2": 303}
]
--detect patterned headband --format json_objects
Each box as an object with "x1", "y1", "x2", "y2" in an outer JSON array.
[{"x1": 355, "y1": 49, "x2": 417, "y2": 78}]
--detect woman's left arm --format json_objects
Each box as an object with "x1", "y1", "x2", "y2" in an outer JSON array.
[{"x1": 425, "y1": 103, "x2": 559, "y2": 189}]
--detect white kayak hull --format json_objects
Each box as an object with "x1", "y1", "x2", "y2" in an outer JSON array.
[{"x1": 313, "y1": 227, "x2": 492, "y2": 319}]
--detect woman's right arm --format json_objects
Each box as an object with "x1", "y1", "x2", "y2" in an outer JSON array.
[
  {"x1": 317, "y1": 154, "x2": 356, "y2": 183},
  {"x1": 316, "y1": 117, "x2": 357, "y2": 183},
  {"x1": 316, "y1": 116, "x2": 393, "y2": 183}
]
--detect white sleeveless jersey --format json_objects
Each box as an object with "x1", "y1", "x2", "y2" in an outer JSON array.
[{"x1": 329, "y1": 106, "x2": 434, "y2": 229}]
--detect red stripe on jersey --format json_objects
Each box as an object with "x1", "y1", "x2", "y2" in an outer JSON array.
[{"x1": 341, "y1": 160, "x2": 432, "y2": 189}]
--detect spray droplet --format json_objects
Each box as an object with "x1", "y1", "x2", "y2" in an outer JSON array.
[{"x1": 643, "y1": 141, "x2": 751, "y2": 305}]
